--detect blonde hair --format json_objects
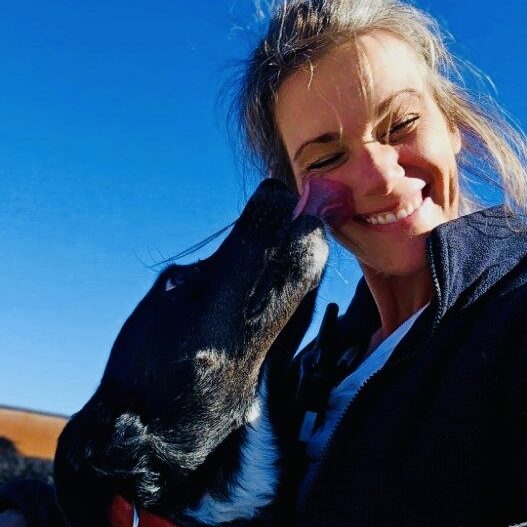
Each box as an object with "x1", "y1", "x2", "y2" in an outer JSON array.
[{"x1": 231, "y1": 0, "x2": 527, "y2": 215}]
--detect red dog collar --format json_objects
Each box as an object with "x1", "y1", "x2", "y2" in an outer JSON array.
[{"x1": 109, "y1": 495, "x2": 178, "y2": 527}]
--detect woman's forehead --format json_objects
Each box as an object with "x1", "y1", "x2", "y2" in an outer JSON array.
[{"x1": 275, "y1": 31, "x2": 427, "y2": 147}]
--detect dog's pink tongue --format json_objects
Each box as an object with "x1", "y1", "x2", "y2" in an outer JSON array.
[{"x1": 293, "y1": 179, "x2": 354, "y2": 227}]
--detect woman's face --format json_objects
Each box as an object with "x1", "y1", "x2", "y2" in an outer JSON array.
[{"x1": 275, "y1": 31, "x2": 461, "y2": 277}]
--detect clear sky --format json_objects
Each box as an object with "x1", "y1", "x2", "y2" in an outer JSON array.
[{"x1": 1, "y1": 0, "x2": 526, "y2": 416}]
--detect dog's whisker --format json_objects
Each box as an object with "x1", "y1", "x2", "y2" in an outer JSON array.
[{"x1": 150, "y1": 220, "x2": 238, "y2": 269}]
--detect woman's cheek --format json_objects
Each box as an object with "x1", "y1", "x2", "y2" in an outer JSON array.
[{"x1": 293, "y1": 176, "x2": 356, "y2": 222}]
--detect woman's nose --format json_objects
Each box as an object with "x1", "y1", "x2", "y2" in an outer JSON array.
[{"x1": 334, "y1": 142, "x2": 404, "y2": 197}]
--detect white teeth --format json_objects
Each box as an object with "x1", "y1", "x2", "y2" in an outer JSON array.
[
  {"x1": 362, "y1": 195, "x2": 425, "y2": 226},
  {"x1": 412, "y1": 195, "x2": 423, "y2": 210}
]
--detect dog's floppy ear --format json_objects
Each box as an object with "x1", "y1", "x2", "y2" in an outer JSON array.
[
  {"x1": 56, "y1": 371, "x2": 189, "y2": 525},
  {"x1": 55, "y1": 385, "x2": 196, "y2": 527}
]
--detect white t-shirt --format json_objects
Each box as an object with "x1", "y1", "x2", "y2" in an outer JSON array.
[{"x1": 305, "y1": 304, "x2": 429, "y2": 462}]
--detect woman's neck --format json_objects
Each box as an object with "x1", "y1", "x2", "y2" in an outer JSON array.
[{"x1": 362, "y1": 263, "x2": 433, "y2": 339}]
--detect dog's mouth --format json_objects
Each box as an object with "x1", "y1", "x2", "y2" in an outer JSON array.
[
  {"x1": 213, "y1": 179, "x2": 328, "y2": 332},
  {"x1": 245, "y1": 213, "x2": 327, "y2": 324}
]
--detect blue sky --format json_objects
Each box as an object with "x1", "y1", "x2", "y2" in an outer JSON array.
[{"x1": 1, "y1": 0, "x2": 526, "y2": 416}]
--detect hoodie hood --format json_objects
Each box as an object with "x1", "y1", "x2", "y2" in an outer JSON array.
[
  {"x1": 336, "y1": 205, "x2": 527, "y2": 348},
  {"x1": 427, "y1": 205, "x2": 527, "y2": 319}
]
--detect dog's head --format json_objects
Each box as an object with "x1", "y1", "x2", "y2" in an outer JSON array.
[
  {"x1": 104, "y1": 178, "x2": 327, "y2": 459},
  {"x1": 55, "y1": 179, "x2": 328, "y2": 523}
]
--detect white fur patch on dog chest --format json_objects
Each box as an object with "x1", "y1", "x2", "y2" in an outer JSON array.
[{"x1": 183, "y1": 378, "x2": 279, "y2": 525}]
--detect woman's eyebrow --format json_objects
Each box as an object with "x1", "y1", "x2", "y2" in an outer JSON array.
[{"x1": 376, "y1": 88, "x2": 422, "y2": 119}]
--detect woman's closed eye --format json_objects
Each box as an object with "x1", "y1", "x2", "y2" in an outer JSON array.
[
  {"x1": 380, "y1": 114, "x2": 420, "y2": 143},
  {"x1": 306, "y1": 152, "x2": 346, "y2": 171}
]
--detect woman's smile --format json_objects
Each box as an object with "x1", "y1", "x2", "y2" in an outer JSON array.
[{"x1": 357, "y1": 188, "x2": 426, "y2": 225}]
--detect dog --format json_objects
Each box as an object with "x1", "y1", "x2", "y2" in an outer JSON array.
[
  {"x1": 0, "y1": 437, "x2": 53, "y2": 487},
  {"x1": 53, "y1": 179, "x2": 328, "y2": 527}
]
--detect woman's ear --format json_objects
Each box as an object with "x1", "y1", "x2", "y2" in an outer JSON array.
[{"x1": 451, "y1": 124, "x2": 462, "y2": 155}]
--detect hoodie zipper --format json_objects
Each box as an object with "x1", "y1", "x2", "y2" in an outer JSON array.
[{"x1": 313, "y1": 242, "x2": 443, "y2": 468}]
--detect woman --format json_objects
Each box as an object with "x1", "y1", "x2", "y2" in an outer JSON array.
[
  {"x1": 231, "y1": 0, "x2": 527, "y2": 525},
  {"x1": 1, "y1": 0, "x2": 526, "y2": 525}
]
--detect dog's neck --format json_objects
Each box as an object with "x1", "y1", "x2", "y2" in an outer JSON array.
[{"x1": 183, "y1": 375, "x2": 279, "y2": 525}]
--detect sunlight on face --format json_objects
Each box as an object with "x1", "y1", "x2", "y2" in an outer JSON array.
[{"x1": 275, "y1": 31, "x2": 461, "y2": 276}]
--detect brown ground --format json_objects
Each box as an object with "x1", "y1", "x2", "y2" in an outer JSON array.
[{"x1": 0, "y1": 406, "x2": 67, "y2": 460}]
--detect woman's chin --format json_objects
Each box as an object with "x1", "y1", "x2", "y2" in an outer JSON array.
[{"x1": 334, "y1": 228, "x2": 430, "y2": 277}]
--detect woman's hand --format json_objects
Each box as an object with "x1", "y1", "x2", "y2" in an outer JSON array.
[{"x1": 0, "y1": 510, "x2": 26, "y2": 527}]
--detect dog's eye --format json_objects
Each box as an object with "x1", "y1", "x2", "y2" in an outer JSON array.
[{"x1": 165, "y1": 276, "x2": 183, "y2": 292}]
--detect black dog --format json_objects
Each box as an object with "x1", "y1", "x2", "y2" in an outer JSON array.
[
  {"x1": 54, "y1": 180, "x2": 328, "y2": 526},
  {"x1": 0, "y1": 437, "x2": 53, "y2": 487}
]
